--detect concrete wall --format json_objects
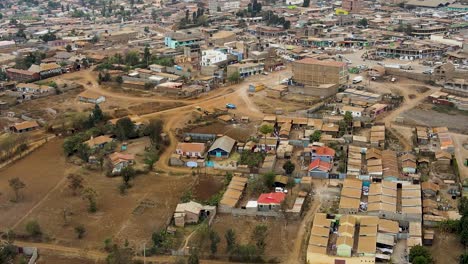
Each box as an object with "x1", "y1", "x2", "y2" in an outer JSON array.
[
  {"x1": 231, "y1": 208, "x2": 282, "y2": 217},
  {"x1": 384, "y1": 68, "x2": 432, "y2": 82}
]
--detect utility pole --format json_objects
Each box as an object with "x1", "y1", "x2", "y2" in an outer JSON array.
[{"x1": 143, "y1": 243, "x2": 146, "y2": 264}]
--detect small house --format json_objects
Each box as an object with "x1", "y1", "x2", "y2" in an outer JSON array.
[
  {"x1": 9, "y1": 120, "x2": 40, "y2": 133},
  {"x1": 174, "y1": 201, "x2": 216, "y2": 227},
  {"x1": 401, "y1": 153, "x2": 417, "y2": 174},
  {"x1": 78, "y1": 90, "x2": 106, "y2": 104},
  {"x1": 84, "y1": 135, "x2": 113, "y2": 149},
  {"x1": 310, "y1": 145, "x2": 335, "y2": 163},
  {"x1": 109, "y1": 152, "x2": 135, "y2": 174},
  {"x1": 421, "y1": 182, "x2": 439, "y2": 198},
  {"x1": 435, "y1": 150, "x2": 452, "y2": 165},
  {"x1": 176, "y1": 142, "x2": 206, "y2": 158},
  {"x1": 308, "y1": 159, "x2": 332, "y2": 178},
  {"x1": 257, "y1": 192, "x2": 286, "y2": 212},
  {"x1": 208, "y1": 135, "x2": 236, "y2": 159}
]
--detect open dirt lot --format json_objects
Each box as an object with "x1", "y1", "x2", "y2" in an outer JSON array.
[
  {"x1": 205, "y1": 214, "x2": 299, "y2": 262},
  {"x1": 190, "y1": 121, "x2": 258, "y2": 142},
  {"x1": 402, "y1": 104, "x2": 468, "y2": 134},
  {"x1": 0, "y1": 139, "x2": 67, "y2": 230},
  {"x1": 1, "y1": 139, "x2": 193, "y2": 250},
  {"x1": 251, "y1": 92, "x2": 313, "y2": 114},
  {"x1": 37, "y1": 252, "x2": 100, "y2": 264},
  {"x1": 430, "y1": 231, "x2": 464, "y2": 264}
]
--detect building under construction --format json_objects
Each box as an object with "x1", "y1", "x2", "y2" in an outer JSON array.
[{"x1": 290, "y1": 58, "x2": 348, "y2": 97}]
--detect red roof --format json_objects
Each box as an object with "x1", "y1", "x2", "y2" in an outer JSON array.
[
  {"x1": 312, "y1": 146, "x2": 336, "y2": 157},
  {"x1": 257, "y1": 192, "x2": 286, "y2": 204},
  {"x1": 308, "y1": 159, "x2": 332, "y2": 172}
]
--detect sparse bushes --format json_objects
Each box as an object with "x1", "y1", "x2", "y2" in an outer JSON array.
[
  {"x1": 74, "y1": 225, "x2": 86, "y2": 239},
  {"x1": 25, "y1": 220, "x2": 42, "y2": 238}
]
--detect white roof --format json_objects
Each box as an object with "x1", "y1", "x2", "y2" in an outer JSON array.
[{"x1": 246, "y1": 200, "x2": 258, "y2": 208}]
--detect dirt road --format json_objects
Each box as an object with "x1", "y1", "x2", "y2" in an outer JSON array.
[
  {"x1": 380, "y1": 85, "x2": 438, "y2": 151},
  {"x1": 286, "y1": 193, "x2": 321, "y2": 264}
]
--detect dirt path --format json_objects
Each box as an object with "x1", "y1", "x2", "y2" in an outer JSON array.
[
  {"x1": 286, "y1": 194, "x2": 321, "y2": 264},
  {"x1": 380, "y1": 86, "x2": 438, "y2": 151},
  {"x1": 7, "y1": 239, "x2": 238, "y2": 263}
]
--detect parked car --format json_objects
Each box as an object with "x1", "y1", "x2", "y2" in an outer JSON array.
[{"x1": 226, "y1": 103, "x2": 236, "y2": 109}]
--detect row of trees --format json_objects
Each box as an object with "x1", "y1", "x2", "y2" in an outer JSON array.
[
  {"x1": 96, "y1": 48, "x2": 174, "y2": 72},
  {"x1": 0, "y1": 134, "x2": 29, "y2": 163}
]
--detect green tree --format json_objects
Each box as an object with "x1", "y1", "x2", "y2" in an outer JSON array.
[
  {"x1": 144, "y1": 119, "x2": 164, "y2": 148},
  {"x1": 67, "y1": 174, "x2": 84, "y2": 196},
  {"x1": 344, "y1": 111, "x2": 353, "y2": 124},
  {"x1": 259, "y1": 124, "x2": 273, "y2": 149},
  {"x1": 252, "y1": 224, "x2": 267, "y2": 254},
  {"x1": 9, "y1": 177, "x2": 26, "y2": 202},
  {"x1": 143, "y1": 45, "x2": 151, "y2": 66},
  {"x1": 0, "y1": 240, "x2": 17, "y2": 263},
  {"x1": 283, "y1": 160, "x2": 295, "y2": 175},
  {"x1": 92, "y1": 104, "x2": 104, "y2": 123},
  {"x1": 82, "y1": 187, "x2": 98, "y2": 213},
  {"x1": 188, "y1": 248, "x2": 199, "y2": 264},
  {"x1": 283, "y1": 20, "x2": 291, "y2": 30},
  {"x1": 124, "y1": 50, "x2": 140, "y2": 66},
  {"x1": 74, "y1": 225, "x2": 86, "y2": 239},
  {"x1": 357, "y1": 18, "x2": 368, "y2": 27},
  {"x1": 66, "y1": 44, "x2": 72, "y2": 52},
  {"x1": 106, "y1": 244, "x2": 133, "y2": 264},
  {"x1": 25, "y1": 220, "x2": 42, "y2": 237},
  {"x1": 413, "y1": 256, "x2": 430, "y2": 264},
  {"x1": 225, "y1": 229, "x2": 236, "y2": 252},
  {"x1": 310, "y1": 130, "x2": 322, "y2": 142},
  {"x1": 115, "y1": 76, "x2": 123, "y2": 84},
  {"x1": 227, "y1": 71, "x2": 241, "y2": 83},
  {"x1": 114, "y1": 117, "x2": 136, "y2": 140},
  {"x1": 209, "y1": 230, "x2": 221, "y2": 255},
  {"x1": 76, "y1": 143, "x2": 91, "y2": 162},
  {"x1": 409, "y1": 245, "x2": 432, "y2": 263},
  {"x1": 460, "y1": 253, "x2": 468, "y2": 264},
  {"x1": 151, "y1": 230, "x2": 173, "y2": 253},
  {"x1": 302, "y1": 0, "x2": 310, "y2": 7},
  {"x1": 121, "y1": 166, "x2": 135, "y2": 187},
  {"x1": 263, "y1": 172, "x2": 275, "y2": 189}
]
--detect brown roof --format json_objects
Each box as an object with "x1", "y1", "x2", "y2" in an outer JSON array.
[
  {"x1": 378, "y1": 219, "x2": 399, "y2": 234},
  {"x1": 85, "y1": 135, "x2": 113, "y2": 147},
  {"x1": 421, "y1": 182, "x2": 440, "y2": 192},
  {"x1": 357, "y1": 236, "x2": 377, "y2": 254},
  {"x1": 176, "y1": 142, "x2": 206, "y2": 153},
  {"x1": 11, "y1": 120, "x2": 40, "y2": 131},
  {"x1": 360, "y1": 216, "x2": 379, "y2": 226}
]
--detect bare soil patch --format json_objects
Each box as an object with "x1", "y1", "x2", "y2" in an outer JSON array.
[
  {"x1": 430, "y1": 231, "x2": 464, "y2": 264},
  {"x1": 190, "y1": 121, "x2": 257, "y2": 142},
  {"x1": 205, "y1": 214, "x2": 299, "y2": 262},
  {"x1": 401, "y1": 103, "x2": 468, "y2": 134},
  {"x1": 193, "y1": 175, "x2": 224, "y2": 201},
  {"x1": 128, "y1": 101, "x2": 186, "y2": 115}
]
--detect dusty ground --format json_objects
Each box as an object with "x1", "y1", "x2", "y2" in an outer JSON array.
[
  {"x1": 1, "y1": 139, "x2": 192, "y2": 251},
  {"x1": 193, "y1": 175, "x2": 224, "y2": 201},
  {"x1": 430, "y1": 231, "x2": 464, "y2": 264},
  {"x1": 189, "y1": 121, "x2": 258, "y2": 142},
  {"x1": 128, "y1": 101, "x2": 187, "y2": 115},
  {"x1": 402, "y1": 103, "x2": 468, "y2": 134},
  {"x1": 0, "y1": 139, "x2": 67, "y2": 230},
  {"x1": 37, "y1": 252, "x2": 101, "y2": 264},
  {"x1": 205, "y1": 214, "x2": 299, "y2": 262},
  {"x1": 251, "y1": 92, "x2": 312, "y2": 114}
]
